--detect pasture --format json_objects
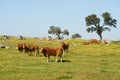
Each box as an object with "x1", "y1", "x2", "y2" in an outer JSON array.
[{"x1": 0, "y1": 37, "x2": 120, "y2": 80}]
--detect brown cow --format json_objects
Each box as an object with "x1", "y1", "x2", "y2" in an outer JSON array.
[
  {"x1": 24, "y1": 44, "x2": 39, "y2": 56},
  {"x1": 40, "y1": 47, "x2": 63, "y2": 62},
  {"x1": 17, "y1": 42, "x2": 39, "y2": 56},
  {"x1": 82, "y1": 41, "x2": 90, "y2": 45},
  {"x1": 17, "y1": 42, "x2": 26, "y2": 52},
  {"x1": 90, "y1": 39, "x2": 99, "y2": 44},
  {"x1": 60, "y1": 41, "x2": 69, "y2": 53}
]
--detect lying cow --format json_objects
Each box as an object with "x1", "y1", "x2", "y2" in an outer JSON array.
[
  {"x1": 90, "y1": 39, "x2": 99, "y2": 44},
  {"x1": 82, "y1": 41, "x2": 90, "y2": 45},
  {"x1": 40, "y1": 47, "x2": 63, "y2": 62},
  {"x1": 60, "y1": 41, "x2": 69, "y2": 53}
]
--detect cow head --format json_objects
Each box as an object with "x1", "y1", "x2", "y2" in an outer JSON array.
[{"x1": 40, "y1": 47, "x2": 47, "y2": 57}]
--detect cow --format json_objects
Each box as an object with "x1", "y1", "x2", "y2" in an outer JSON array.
[
  {"x1": 90, "y1": 39, "x2": 99, "y2": 44},
  {"x1": 17, "y1": 42, "x2": 26, "y2": 52},
  {"x1": 40, "y1": 47, "x2": 63, "y2": 62},
  {"x1": 102, "y1": 39, "x2": 110, "y2": 45},
  {"x1": 60, "y1": 41, "x2": 69, "y2": 53},
  {"x1": 24, "y1": 44, "x2": 39, "y2": 56},
  {"x1": 17, "y1": 42, "x2": 39, "y2": 56},
  {"x1": 82, "y1": 41, "x2": 90, "y2": 45}
]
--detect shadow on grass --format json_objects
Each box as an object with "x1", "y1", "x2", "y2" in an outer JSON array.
[{"x1": 57, "y1": 59, "x2": 72, "y2": 63}]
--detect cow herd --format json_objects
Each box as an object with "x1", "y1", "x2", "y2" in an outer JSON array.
[
  {"x1": 16, "y1": 39, "x2": 109, "y2": 62},
  {"x1": 17, "y1": 41, "x2": 69, "y2": 62}
]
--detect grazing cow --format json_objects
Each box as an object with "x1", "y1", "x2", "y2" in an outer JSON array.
[
  {"x1": 60, "y1": 41, "x2": 69, "y2": 53},
  {"x1": 40, "y1": 47, "x2": 63, "y2": 62},
  {"x1": 24, "y1": 44, "x2": 39, "y2": 56},
  {"x1": 17, "y1": 42, "x2": 39, "y2": 56},
  {"x1": 17, "y1": 42, "x2": 26, "y2": 52}
]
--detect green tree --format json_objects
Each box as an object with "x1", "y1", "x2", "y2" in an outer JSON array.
[
  {"x1": 72, "y1": 33, "x2": 81, "y2": 39},
  {"x1": 48, "y1": 26, "x2": 69, "y2": 40},
  {"x1": 85, "y1": 12, "x2": 117, "y2": 41},
  {"x1": 48, "y1": 26, "x2": 61, "y2": 39},
  {"x1": 63, "y1": 29, "x2": 69, "y2": 36}
]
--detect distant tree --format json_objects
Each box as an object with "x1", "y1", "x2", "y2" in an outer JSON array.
[
  {"x1": 47, "y1": 36, "x2": 52, "y2": 40},
  {"x1": 48, "y1": 26, "x2": 69, "y2": 40},
  {"x1": 72, "y1": 33, "x2": 81, "y2": 39},
  {"x1": 85, "y1": 12, "x2": 117, "y2": 41},
  {"x1": 3, "y1": 35, "x2": 10, "y2": 40},
  {"x1": 62, "y1": 29, "x2": 69, "y2": 36},
  {"x1": 48, "y1": 26, "x2": 62, "y2": 39},
  {"x1": 17, "y1": 36, "x2": 25, "y2": 40}
]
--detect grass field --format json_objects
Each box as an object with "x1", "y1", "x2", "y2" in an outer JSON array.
[{"x1": 0, "y1": 38, "x2": 120, "y2": 80}]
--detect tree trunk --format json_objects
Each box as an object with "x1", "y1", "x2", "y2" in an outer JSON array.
[
  {"x1": 97, "y1": 32, "x2": 102, "y2": 42},
  {"x1": 99, "y1": 33, "x2": 102, "y2": 42},
  {"x1": 57, "y1": 34, "x2": 61, "y2": 40}
]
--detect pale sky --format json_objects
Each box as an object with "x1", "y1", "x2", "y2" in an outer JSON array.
[{"x1": 0, "y1": 0, "x2": 120, "y2": 40}]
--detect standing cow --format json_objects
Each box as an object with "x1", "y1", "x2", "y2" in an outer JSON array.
[
  {"x1": 17, "y1": 42, "x2": 39, "y2": 56},
  {"x1": 24, "y1": 44, "x2": 39, "y2": 56},
  {"x1": 60, "y1": 41, "x2": 69, "y2": 54},
  {"x1": 40, "y1": 47, "x2": 63, "y2": 62},
  {"x1": 17, "y1": 42, "x2": 26, "y2": 52}
]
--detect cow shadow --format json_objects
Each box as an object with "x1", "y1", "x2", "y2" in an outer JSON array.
[{"x1": 57, "y1": 60, "x2": 71, "y2": 63}]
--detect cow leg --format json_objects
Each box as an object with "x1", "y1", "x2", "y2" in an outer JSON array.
[
  {"x1": 25, "y1": 51, "x2": 28, "y2": 56},
  {"x1": 55, "y1": 57, "x2": 62, "y2": 62},
  {"x1": 35, "y1": 49, "x2": 39, "y2": 57},
  {"x1": 60, "y1": 57, "x2": 62, "y2": 62},
  {"x1": 60, "y1": 55, "x2": 62, "y2": 62},
  {"x1": 37, "y1": 49, "x2": 39, "y2": 56},
  {"x1": 55, "y1": 57, "x2": 58, "y2": 62},
  {"x1": 35, "y1": 51, "x2": 37, "y2": 57},
  {"x1": 35, "y1": 53, "x2": 37, "y2": 57},
  {"x1": 47, "y1": 56, "x2": 50, "y2": 62}
]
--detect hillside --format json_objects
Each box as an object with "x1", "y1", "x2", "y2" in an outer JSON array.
[{"x1": 0, "y1": 37, "x2": 120, "y2": 80}]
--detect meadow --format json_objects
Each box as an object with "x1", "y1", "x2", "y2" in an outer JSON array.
[{"x1": 0, "y1": 37, "x2": 120, "y2": 80}]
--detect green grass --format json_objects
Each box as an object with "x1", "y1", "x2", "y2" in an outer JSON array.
[{"x1": 0, "y1": 38, "x2": 120, "y2": 80}]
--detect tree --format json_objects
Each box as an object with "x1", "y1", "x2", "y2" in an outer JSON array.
[
  {"x1": 72, "y1": 33, "x2": 81, "y2": 39},
  {"x1": 63, "y1": 29, "x2": 69, "y2": 36},
  {"x1": 48, "y1": 26, "x2": 61, "y2": 39},
  {"x1": 48, "y1": 26, "x2": 69, "y2": 40},
  {"x1": 85, "y1": 12, "x2": 117, "y2": 41}
]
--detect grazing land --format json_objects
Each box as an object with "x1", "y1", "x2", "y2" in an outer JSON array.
[{"x1": 0, "y1": 37, "x2": 120, "y2": 80}]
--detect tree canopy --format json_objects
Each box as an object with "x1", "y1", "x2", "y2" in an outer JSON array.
[
  {"x1": 48, "y1": 26, "x2": 69, "y2": 40},
  {"x1": 72, "y1": 33, "x2": 81, "y2": 39},
  {"x1": 63, "y1": 29, "x2": 69, "y2": 36},
  {"x1": 85, "y1": 12, "x2": 117, "y2": 41}
]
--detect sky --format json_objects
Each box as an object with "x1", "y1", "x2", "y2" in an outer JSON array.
[{"x1": 0, "y1": 0, "x2": 120, "y2": 40}]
